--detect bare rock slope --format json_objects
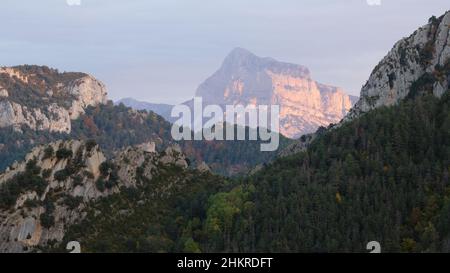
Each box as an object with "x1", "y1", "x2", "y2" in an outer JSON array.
[
  {"x1": 346, "y1": 11, "x2": 450, "y2": 120},
  {"x1": 282, "y1": 11, "x2": 450, "y2": 157},
  {"x1": 0, "y1": 65, "x2": 107, "y2": 133}
]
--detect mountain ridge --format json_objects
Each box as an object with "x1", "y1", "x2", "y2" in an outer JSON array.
[
  {"x1": 345, "y1": 11, "x2": 450, "y2": 121},
  {"x1": 119, "y1": 48, "x2": 358, "y2": 139},
  {"x1": 115, "y1": 98, "x2": 175, "y2": 123},
  {"x1": 283, "y1": 11, "x2": 450, "y2": 157}
]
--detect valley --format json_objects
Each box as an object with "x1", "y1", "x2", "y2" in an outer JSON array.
[{"x1": 0, "y1": 9, "x2": 449, "y2": 253}]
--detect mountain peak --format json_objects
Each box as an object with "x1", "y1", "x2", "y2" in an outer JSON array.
[
  {"x1": 220, "y1": 48, "x2": 310, "y2": 78},
  {"x1": 195, "y1": 48, "x2": 355, "y2": 138},
  {"x1": 226, "y1": 47, "x2": 257, "y2": 59}
]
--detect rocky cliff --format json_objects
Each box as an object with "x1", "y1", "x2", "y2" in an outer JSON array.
[
  {"x1": 195, "y1": 48, "x2": 358, "y2": 138},
  {"x1": 0, "y1": 139, "x2": 188, "y2": 252},
  {"x1": 346, "y1": 11, "x2": 450, "y2": 120},
  {"x1": 0, "y1": 65, "x2": 107, "y2": 133},
  {"x1": 281, "y1": 11, "x2": 450, "y2": 158}
]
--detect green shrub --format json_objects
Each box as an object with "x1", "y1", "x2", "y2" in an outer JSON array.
[
  {"x1": 72, "y1": 175, "x2": 84, "y2": 187},
  {"x1": 24, "y1": 199, "x2": 40, "y2": 208},
  {"x1": 40, "y1": 213, "x2": 55, "y2": 229},
  {"x1": 54, "y1": 169, "x2": 70, "y2": 181},
  {"x1": 83, "y1": 171, "x2": 95, "y2": 179},
  {"x1": 56, "y1": 148, "x2": 73, "y2": 160},
  {"x1": 85, "y1": 139, "x2": 97, "y2": 152},
  {"x1": 43, "y1": 146, "x2": 54, "y2": 160},
  {"x1": 0, "y1": 159, "x2": 47, "y2": 209},
  {"x1": 42, "y1": 169, "x2": 52, "y2": 179},
  {"x1": 64, "y1": 196, "x2": 83, "y2": 210},
  {"x1": 96, "y1": 178, "x2": 106, "y2": 192}
]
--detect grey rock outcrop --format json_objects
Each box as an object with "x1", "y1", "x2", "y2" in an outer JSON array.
[
  {"x1": 0, "y1": 140, "x2": 107, "y2": 252},
  {"x1": 0, "y1": 140, "x2": 189, "y2": 252},
  {"x1": 0, "y1": 87, "x2": 7, "y2": 98},
  {"x1": 282, "y1": 12, "x2": 450, "y2": 159},
  {"x1": 0, "y1": 66, "x2": 107, "y2": 133},
  {"x1": 0, "y1": 100, "x2": 71, "y2": 133},
  {"x1": 160, "y1": 144, "x2": 189, "y2": 168},
  {"x1": 346, "y1": 11, "x2": 450, "y2": 121},
  {"x1": 196, "y1": 161, "x2": 211, "y2": 173},
  {"x1": 68, "y1": 76, "x2": 108, "y2": 120},
  {"x1": 136, "y1": 142, "x2": 156, "y2": 153}
]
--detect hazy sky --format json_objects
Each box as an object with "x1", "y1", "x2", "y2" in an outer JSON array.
[{"x1": 0, "y1": 0, "x2": 448, "y2": 104}]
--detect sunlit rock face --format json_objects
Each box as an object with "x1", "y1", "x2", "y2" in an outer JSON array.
[
  {"x1": 0, "y1": 66, "x2": 108, "y2": 133},
  {"x1": 195, "y1": 48, "x2": 357, "y2": 139}
]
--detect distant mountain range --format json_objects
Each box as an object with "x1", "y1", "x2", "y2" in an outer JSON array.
[
  {"x1": 118, "y1": 48, "x2": 358, "y2": 139},
  {"x1": 115, "y1": 98, "x2": 176, "y2": 123}
]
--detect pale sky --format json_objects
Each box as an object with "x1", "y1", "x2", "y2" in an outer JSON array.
[{"x1": 0, "y1": 0, "x2": 448, "y2": 104}]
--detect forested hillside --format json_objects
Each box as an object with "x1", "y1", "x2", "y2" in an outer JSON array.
[
  {"x1": 53, "y1": 91, "x2": 450, "y2": 253},
  {"x1": 49, "y1": 165, "x2": 229, "y2": 253},
  {"x1": 0, "y1": 101, "x2": 290, "y2": 176},
  {"x1": 210, "y1": 92, "x2": 450, "y2": 252},
  {"x1": 0, "y1": 102, "x2": 170, "y2": 171}
]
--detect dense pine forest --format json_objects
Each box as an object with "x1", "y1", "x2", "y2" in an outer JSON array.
[
  {"x1": 50, "y1": 91, "x2": 450, "y2": 253},
  {"x1": 222, "y1": 92, "x2": 450, "y2": 252}
]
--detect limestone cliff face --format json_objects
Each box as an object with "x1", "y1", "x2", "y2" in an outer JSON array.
[
  {"x1": 0, "y1": 100, "x2": 72, "y2": 133},
  {"x1": 0, "y1": 140, "x2": 107, "y2": 253},
  {"x1": 0, "y1": 66, "x2": 107, "y2": 133},
  {"x1": 0, "y1": 140, "x2": 188, "y2": 253},
  {"x1": 67, "y1": 76, "x2": 108, "y2": 120},
  {"x1": 195, "y1": 48, "x2": 357, "y2": 139},
  {"x1": 281, "y1": 11, "x2": 450, "y2": 158},
  {"x1": 346, "y1": 11, "x2": 450, "y2": 120}
]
